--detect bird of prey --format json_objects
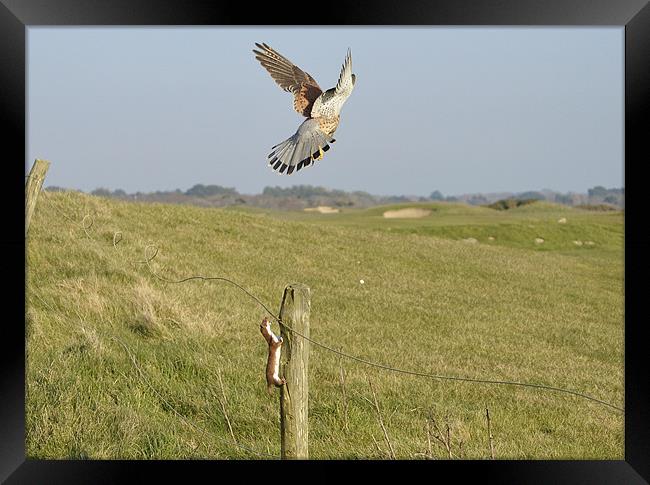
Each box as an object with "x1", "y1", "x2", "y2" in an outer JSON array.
[{"x1": 253, "y1": 43, "x2": 356, "y2": 175}]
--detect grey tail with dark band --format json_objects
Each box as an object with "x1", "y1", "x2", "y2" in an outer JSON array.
[{"x1": 267, "y1": 118, "x2": 336, "y2": 175}]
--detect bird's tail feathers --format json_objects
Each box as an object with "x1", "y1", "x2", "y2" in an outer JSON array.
[{"x1": 267, "y1": 119, "x2": 335, "y2": 175}]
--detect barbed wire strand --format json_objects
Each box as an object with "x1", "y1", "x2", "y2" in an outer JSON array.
[{"x1": 138, "y1": 244, "x2": 623, "y2": 413}]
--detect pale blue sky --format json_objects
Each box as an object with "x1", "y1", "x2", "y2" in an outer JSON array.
[{"x1": 27, "y1": 27, "x2": 623, "y2": 196}]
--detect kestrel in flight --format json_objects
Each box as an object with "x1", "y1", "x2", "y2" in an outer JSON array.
[{"x1": 253, "y1": 43, "x2": 356, "y2": 175}]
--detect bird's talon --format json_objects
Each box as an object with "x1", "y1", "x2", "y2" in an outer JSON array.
[{"x1": 316, "y1": 146, "x2": 324, "y2": 160}]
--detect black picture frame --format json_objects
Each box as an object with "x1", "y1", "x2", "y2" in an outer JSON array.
[{"x1": 3, "y1": 0, "x2": 648, "y2": 482}]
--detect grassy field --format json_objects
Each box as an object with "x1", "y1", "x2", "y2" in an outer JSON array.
[{"x1": 26, "y1": 191, "x2": 624, "y2": 459}]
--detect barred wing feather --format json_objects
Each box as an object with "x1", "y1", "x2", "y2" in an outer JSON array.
[{"x1": 335, "y1": 48, "x2": 354, "y2": 96}]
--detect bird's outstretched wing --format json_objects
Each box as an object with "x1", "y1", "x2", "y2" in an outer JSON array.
[
  {"x1": 334, "y1": 48, "x2": 354, "y2": 96},
  {"x1": 253, "y1": 43, "x2": 323, "y2": 117}
]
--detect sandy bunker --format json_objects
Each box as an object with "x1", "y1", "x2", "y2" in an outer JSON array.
[
  {"x1": 304, "y1": 206, "x2": 340, "y2": 214},
  {"x1": 383, "y1": 208, "x2": 432, "y2": 219}
]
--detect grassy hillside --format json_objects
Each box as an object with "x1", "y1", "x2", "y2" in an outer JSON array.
[{"x1": 26, "y1": 192, "x2": 624, "y2": 459}]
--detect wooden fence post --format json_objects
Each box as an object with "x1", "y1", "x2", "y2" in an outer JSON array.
[
  {"x1": 278, "y1": 283, "x2": 310, "y2": 459},
  {"x1": 25, "y1": 159, "x2": 50, "y2": 237}
]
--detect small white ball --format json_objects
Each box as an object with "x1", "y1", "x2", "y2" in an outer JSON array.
[{"x1": 360, "y1": 279, "x2": 365, "y2": 284}]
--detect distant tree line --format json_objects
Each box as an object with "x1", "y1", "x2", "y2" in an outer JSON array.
[
  {"x1": 46, "y1": 183, "x2": 622, "y2": 211},
  {"x1": 58, "y1": 183, "x2": 427, "y2": 211},
  {"x1": 427, "y1": 186, "x2": 623, "y2": 208}
]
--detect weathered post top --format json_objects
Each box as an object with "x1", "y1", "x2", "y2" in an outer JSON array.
[{"x1": 25, "y1": 159, "x2": 51, "y2": 237}]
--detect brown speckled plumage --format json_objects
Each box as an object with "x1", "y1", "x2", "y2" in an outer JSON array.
[{"x1": 317, "y1": 116, "x2": 340, "y2": 136}]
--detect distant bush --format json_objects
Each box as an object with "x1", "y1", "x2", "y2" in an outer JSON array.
[
  {"x1": 262, "y1": 185, "x2": 347, "y2": 199},
  {"x1": 91, "y1": 187, "x2": 112, "y2": 197},
  {"x1": 587, "y1": 186, "x2": 610, "y2": 198},
  {"x1": 45, "y1": 186, "x2": 75, "y2": 193},
  {"x1": 486, "y1": 198, "x2": 538, "y2": 210},
  {"x1": 516, "y1": 191, "x2": 546, "y2": 200},
  {"x1": 575, "y1": 204, "x2": 619, "y2": 211},
  {"x1": 468, "y1": 195, "x2": 488, "y2": 205},
  {"x1": 586, "y1": 186, "x2": 623, "y2": 207},
  {"x1": 185, "y1": 184, "x2": 238, "y2": 197},
  {"x1": 554, "y1": 193, "x2": 576, "y2": 205}
]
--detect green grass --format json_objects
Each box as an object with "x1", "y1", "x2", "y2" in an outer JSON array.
[{"x1": 26, "y1": 192, "x2": 624, "y2": 459}]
